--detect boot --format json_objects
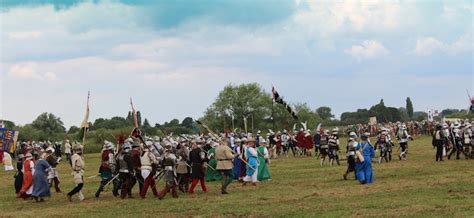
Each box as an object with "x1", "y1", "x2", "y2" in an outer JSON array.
[
  {"x1": 95, "y1": 186, "x2": 103, "y2": 198},
  {"x1": 343, "y1": 172, "x2": 348, "y2": 180},
  {"x1": 54, "y1": 178, "x2": 61, "y2": 193},
  {"x1": 171, "y1": 185, "x2": 178, "y2": 198}
]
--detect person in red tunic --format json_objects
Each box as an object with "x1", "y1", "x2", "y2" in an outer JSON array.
[
  {"x1": 275, "y1": 132, "x2": 282, "y2": 157},
  {"x1": 305, "y1": 130, "x2": 314, "y2": 157},
  {"x1": 296, "y1": 129, "x2": 306, "y2": 156},
  {"x1": 17, "y1": 153, "x2": 34, "y2": 199}
]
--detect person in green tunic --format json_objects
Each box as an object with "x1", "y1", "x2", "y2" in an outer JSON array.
[
  {"x1": 205, "y1": 142, "x2": 222, "y2": 182},
  {"x1": 257, "y1": 140, "x2": 271, "y2": 181}
]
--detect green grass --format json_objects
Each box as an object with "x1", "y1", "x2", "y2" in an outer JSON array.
[{"x1": 1, "y1": 136, "x2": 473, "y2": 217}]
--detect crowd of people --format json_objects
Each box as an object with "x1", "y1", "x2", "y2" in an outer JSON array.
[{"x1": 2, "y1": 119, "x2": 472, "y2": 203}]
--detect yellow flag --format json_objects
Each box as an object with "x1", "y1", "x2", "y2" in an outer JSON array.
[{"x1": 80, "y1": 92, "x2": 90, "y2": 129}]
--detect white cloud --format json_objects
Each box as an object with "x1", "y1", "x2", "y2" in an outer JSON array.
[
  {"x1": 293, "y1": 0, "x2": 401, "y2": 36},
  {"x1": 7, "y1": 62, "x2": 58, "y2": 81},
  {"x1": 414, "y1": 32, "x2": 473, "y2": 56},
  {"x1": 344, "y1": 40, "x2": 389, "y2": 61},
  {"x1": 7, "y1": 31, "x2": 43, "y2": 40},
  {"x1": 414, "y1": 37, "x2": 444, "y2": 56}
]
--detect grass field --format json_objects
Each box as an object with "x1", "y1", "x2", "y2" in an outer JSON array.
[{"x1": 1, "y1": 136, "x2": 473, "y2": 217}]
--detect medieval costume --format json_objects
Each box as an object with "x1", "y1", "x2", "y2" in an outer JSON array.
[
  {"x1": 2, "y1": 151, "x2": 14, "y2": 171},
  {"x1": 243, "y1": 138, "x2": 258, "y2": 186},
  {"x1": 232, "y1": 138, "x2": 244, "y2": 181},
  {"x1": 296, "y1": 129, "x2": 305, "y2": 156},
  {"x1": 176, "y1": 141, "x2": 190, "y2": 193},
  {"x1": 355, "y1": 134, "x2": 375, "y2": 185},
  {"x1": 118, "y1": 142, "x2": 135, "y2": 199},
  {"x1": 397, "y1": 124, "x2": 411, "y2": 160},
  {"x1": 45, "y1": 147, "x2": 61, "y2": 193},
  {"x1": 375, "y1": 129, "x2": 390, "y2": 163},
  {"x1": 140, "y1": 145, "x2": 159, "y2": 198},
  {"x1": 64, "y1": 140, "x2": 72, "y2": 165},
  {"x1": 205, "y1": 145, "x2": 222, "y2": 182},
  {"x1": 304, "y1": 130, "x2": 314, "y2": 157},
  {"x1": 95, "y1": 141, "x2": 117, "y2": 198},
  {"x1": 31, "y1": 157, "x2": 52, "y2": 202},
  {"x1": 188, "y1": 140, "x2": 207, "y2": 194},
  {"x1": 17, "y1": 153, "x2": 34, "y2": 199},
  {"x1": 281, "y1": 131, "x2": 290, "y2": 158},
  {"x1": 130, "y1": 143, "x2": 143, "y2": 195},
  {"x1": 432, "y1": 125, "x2": 445, "y2": 161},
  {"x1": 343, "y1": 132, "x2": 358, "y2": 180},
  {"x1": 158, "y1": 143, "x2": 178, "y2": 199},
  {"x1": 257, "y1": 142, "x2": 271, "y2": 181},
  {"x1": 461, "y1": 123, "x2": 472, "y2": 159},
  {"x1": 319, "y1": 130, "x2": 330, "y2": 167},
  {"x1": 14, "y1": 154, "x2": 24, "y2": 194},
  {"x1": 215, "y1": 141, "x2": 235, "y2": 194},
  {"x1": 328, "y1": 129, "x2": 340, "y2": 166},
  {"x1": 313, "y1": 131, "x2": 321, "y2": 158},
  {"x1": 67, "y1": 144, "x2": 85, "y2": 202}
]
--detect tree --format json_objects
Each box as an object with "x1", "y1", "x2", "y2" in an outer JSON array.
[
  {"x1": 316, "y1": 106, "x2": 334, "y2": 120},
  {"x1": 1, "y1": 120, "x2": 15, "y2": 128},
  {"x1": 68, "y1": 126, "x2": 80, "y2": 134},
  {"x1": 31, "y1": 112, "x2": 66, "y2": 138},
  {"x1": 181, "y1": 117, "x2": 194, "y2": 129},
  {"x1": 406, "y1": 97, "x2": 414, "y2": 119},
  {"x1": 201, "y1": 83, "x2": 272, "y2": 132}
]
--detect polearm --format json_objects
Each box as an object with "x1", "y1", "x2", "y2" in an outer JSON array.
[
  {"x1": 178, "y1": 134, "x2": 217, "y2": 172},
  {"x1": 195, "y1": 120, "x2": 256, "y2": 172}
]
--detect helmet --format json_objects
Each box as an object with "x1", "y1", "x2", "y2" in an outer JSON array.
[
  {"x1": 45, "y1": 147, "x2": 55, "y2": 154},
  {"x1": 349, "y1": 132, "x2": 357, "y2": 138},
  {"x1": 361, "y1": 133, "x2": 370, "y2": 139},
  {"x1": 73, "y1": 144, "x2": 84, "y2": 153},
  {"x1": 122, "y1": 143, "x2": 131, "y2": 152}
]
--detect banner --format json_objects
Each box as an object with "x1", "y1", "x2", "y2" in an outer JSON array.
[
  {"x1": 369, "y1": 117, "x2": 377, "y2": 125},
  {"x1": 428, "y1": 109, "x2": 434, "y2": 121},
  {"x1": 0, "y1": 128, "x2": 19, "y2": 153}
]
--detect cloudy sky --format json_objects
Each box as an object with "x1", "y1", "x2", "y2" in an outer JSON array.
[{"x1": 0, "y1": 0, "x2": 473, "y2": 128}]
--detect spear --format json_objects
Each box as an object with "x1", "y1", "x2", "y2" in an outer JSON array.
[{"x1": 195, "y1": 120, "x2": 256, "y2": 172}]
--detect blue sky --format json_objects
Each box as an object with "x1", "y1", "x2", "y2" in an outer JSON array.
[{"x1": 0, "y1": 0, "x2": 473, "y2": 127}]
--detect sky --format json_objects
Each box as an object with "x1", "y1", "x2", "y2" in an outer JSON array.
[{"x1": 0, "y1": 0, "x2": 473, "y2": 128}]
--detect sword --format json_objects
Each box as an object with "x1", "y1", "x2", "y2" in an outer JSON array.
[{"x1": 103, "y1": 173, "x2": 120, "y2": 188}]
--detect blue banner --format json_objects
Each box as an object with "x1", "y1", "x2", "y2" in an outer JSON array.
[{"x1": 0, "y1": 128, "x2": 18, "y2": 153}]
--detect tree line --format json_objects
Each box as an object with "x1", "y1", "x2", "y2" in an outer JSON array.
[{"x1": 3, "y1": 83, "x2": 472, "y2": 144}]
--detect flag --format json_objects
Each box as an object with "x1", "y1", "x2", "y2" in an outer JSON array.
[
  {"x1": 272, "y1": 86, "x2": 298, "y2": 120},
  {"x1": 80, "y1": 91, "x2": 90, "y2": 129},
  {"x1": 0, "y1": 128, "x2": 18, "y2": 153},
  {"x1": 130, "y1": 98, "x2": 142, "y2": 138},
  {"x1": 427, "y1": 109, "x2": 433, "y2": 122}
]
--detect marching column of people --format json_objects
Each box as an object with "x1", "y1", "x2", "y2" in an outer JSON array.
[{"x1": 7, "y1": 119, "x2": 472, "y2": 203}]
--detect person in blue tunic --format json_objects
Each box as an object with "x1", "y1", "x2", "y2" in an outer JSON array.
[
  {"x1": 355, "y1": 133, "x2": 375, "y2": 185},
  {"x1": 31, "y1": 154, "x2": 52, "y2": 202},
  {"x1": 242, "y1": 138, "x2": 259, "y2": 186},
  {"x1": 232, "y1": 138, "x2": 243, "y2": 181}
]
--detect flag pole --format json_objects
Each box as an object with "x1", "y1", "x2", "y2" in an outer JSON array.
[{"x1": 82, "y1": 91, "x2": 90, "y2": 146}]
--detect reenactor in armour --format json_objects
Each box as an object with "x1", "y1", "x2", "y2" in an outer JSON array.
[
  {"x1": 95, "y1": 141, "x2": 117, "y2": 198},
  {"x1": 319, "y1": 130, "x2": 330, "y2": 167},
  {"x1": 328, "y1": 128, "x2": 340, "y2": 166},
  {"x1": 118, "y1": 141, "x2": 135, "y2": 199},
  {"x1": 344, "y1": 132, "x2": 358, "y2": 180},
  {"x1": 158, "y1": 143, "x2": 178, "y2": 199}
]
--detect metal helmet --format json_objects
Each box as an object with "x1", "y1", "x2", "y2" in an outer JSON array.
[{"x1": 349, "y1": 132, "x2": 358, "y2": 138}]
